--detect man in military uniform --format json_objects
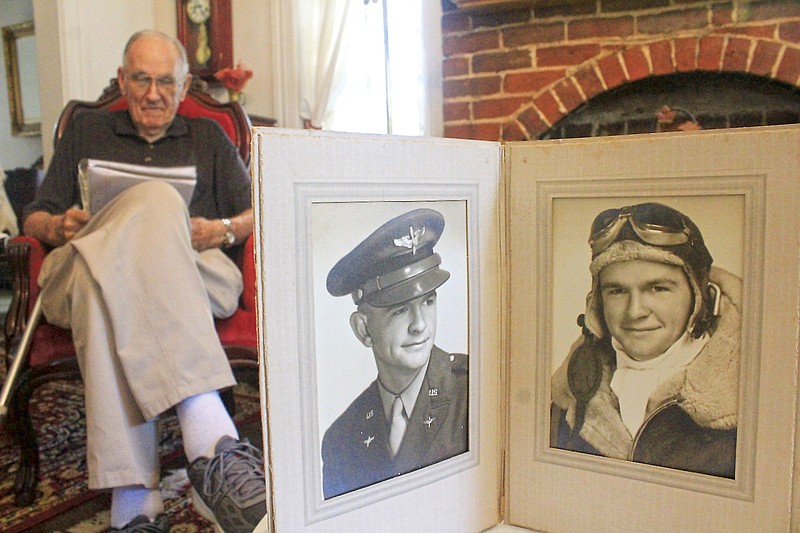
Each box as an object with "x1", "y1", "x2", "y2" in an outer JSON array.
[{"x1": 322, "y1": 208, "x2": 469, "y2": 499}]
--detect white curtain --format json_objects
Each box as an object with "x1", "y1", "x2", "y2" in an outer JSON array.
[
  {"x1": 296, "y1": 0, "x2": 354, "y2": 129},
  {"x1": 384, "y1": 0, "x2": 443, "y2": 136},
  {"x1": 324, "y1": 1, "x2": 387, "y2": 133},
  {"x1": 280, "y1": 0, "x2": 443, "y2": 135},
  {"x1": 324, "y1": 0, "x2": 443, "y2": 136}
]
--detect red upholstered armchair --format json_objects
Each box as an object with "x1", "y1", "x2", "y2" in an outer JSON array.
[{"x1": 0, "y1": 79, "x2": 259, "y2": 506}]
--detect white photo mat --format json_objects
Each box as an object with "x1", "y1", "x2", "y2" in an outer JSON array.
[
  {"x1": 252, "y1": 129, "x2": 504, "y2": 533},
  {"x1": 505, "y1": 126, "x2": 800, "y2": 533}
]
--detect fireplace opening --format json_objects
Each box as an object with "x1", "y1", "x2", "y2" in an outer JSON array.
[{"x1": 541, "y1": 71, "x2": 800, "y2": 140}]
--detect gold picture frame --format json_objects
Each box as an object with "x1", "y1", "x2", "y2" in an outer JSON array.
[{"x1": 3, "y1": 21, "x2": 40, "y2": 137}]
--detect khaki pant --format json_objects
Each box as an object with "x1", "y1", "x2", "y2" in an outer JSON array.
[{"x1": 39, "y1": 182, "x2": 240, "y2": 489}]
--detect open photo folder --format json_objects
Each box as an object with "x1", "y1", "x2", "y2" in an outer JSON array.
[
  {"x1": 251, "y1": 126, "x2": 800, "y2": 533},
  {"x1": 78, "y1": 158, "x2": 197, "y2": 213}
]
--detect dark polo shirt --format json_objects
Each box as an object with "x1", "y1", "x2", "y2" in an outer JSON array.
[{"x1": 24, "y1": 110, "x2": 251, "y2": 223}]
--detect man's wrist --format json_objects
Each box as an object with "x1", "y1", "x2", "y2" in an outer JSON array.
[{"x1": 221, "y1": 218, "x2": 236, "y2": 247}]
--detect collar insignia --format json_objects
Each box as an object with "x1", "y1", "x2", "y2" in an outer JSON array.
[
  {"x1": 364, "y1": 435, "x2": 374, "y2": 447},
  {"x1": 424, "y1": 416, "x2": 435, "y2": 427}
]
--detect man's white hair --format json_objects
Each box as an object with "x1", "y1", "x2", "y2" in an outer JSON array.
[{"x1": 122, "y1": 30, "x2": 189, "y2": 78}]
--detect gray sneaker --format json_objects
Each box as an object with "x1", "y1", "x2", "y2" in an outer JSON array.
[
  {"x1": 109, "y1": 514, "x2": 169, "y2": 532},
  {"x1": 188, "y1": 435, "x2": 267, "y2": 533}
]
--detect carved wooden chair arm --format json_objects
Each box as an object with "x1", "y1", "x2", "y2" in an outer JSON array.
[{"x1": 3, "y1": 238, "x2": 35, "y2": 364}]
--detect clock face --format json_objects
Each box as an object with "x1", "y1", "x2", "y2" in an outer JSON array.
[{"x1": 187, "y1": 0, "x2": 211, "y2": 24}]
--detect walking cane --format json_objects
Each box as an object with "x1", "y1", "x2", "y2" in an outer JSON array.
[{"x1": 0, "y1": 294, "x2": 44, "y2": 427}]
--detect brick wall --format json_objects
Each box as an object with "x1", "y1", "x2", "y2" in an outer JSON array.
[{"x1": 441, "y1": 0, "x2": 800, "y2": 141}]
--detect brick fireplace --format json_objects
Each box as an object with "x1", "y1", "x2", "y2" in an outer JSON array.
[{"x1": 441, "y1": 0, "x2": 800, "y2": 141}]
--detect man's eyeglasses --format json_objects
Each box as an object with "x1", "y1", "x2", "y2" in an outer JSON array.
[
  {"x1": 126, "y1": 73, "x2": 181, "y2": 95},
  {"x1": 589, "y1": 203, "x2": 691, "y2": 255}
]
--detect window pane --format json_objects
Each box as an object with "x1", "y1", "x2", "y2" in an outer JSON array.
[
  {"x1": 386, "y1": 0, "x2": 425, "y2": 136},
  {"x1": 326, "y1": 0, "x2": 433, "y2": 136},
  {"x1": 326, "y1": 1, "x2": 387, "y2": 134}
]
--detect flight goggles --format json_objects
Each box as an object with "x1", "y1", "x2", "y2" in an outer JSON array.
[{"x1": 589, "y1": 203, "x2": 691, "y2": 255}]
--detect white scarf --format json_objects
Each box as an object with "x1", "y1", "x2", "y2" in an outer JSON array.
[{"x1": 611, "y1": 332, "x2": 709, "y2": 436}]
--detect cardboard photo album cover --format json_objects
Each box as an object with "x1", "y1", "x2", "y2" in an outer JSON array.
[{"x1": 251, "y1": 125, "x2": 800, "y2": 533}]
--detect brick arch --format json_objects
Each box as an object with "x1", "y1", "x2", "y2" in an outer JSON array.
[{"x1": 504, "y1": 35, "x2": 800, "y2": 141}]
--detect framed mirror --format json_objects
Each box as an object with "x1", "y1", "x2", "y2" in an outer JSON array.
[{"x1": 3, "y1": 21, "x2": 41, "y2": 136}]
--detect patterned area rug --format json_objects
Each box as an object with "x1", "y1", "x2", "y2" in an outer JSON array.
[{"x1": 0, "y1": 378, "x2": 262, "y2": 532}]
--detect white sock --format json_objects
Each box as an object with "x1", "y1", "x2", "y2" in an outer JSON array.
[
  {"x1": 110, "y1": 485, "x2": 164, "y2": 528},
  {"x1": 176, "y1": 390, "x2": 239, "y2": 463}
]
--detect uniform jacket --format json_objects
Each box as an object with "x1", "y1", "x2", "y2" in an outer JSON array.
[
  {"x1": 550, "y1": 267, "x2": 740, "y2": 478},
  {"x1": 322, "y1": 346, "x2": 468, "y2": 499}
]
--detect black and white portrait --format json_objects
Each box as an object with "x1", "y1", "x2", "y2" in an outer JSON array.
[{"x1": 312, "y1": 201, "x2": 470, "y2": 499}]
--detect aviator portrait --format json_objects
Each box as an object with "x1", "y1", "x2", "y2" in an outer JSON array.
[
  {"x1": 549, "y1": 198, "x2": 742, "y2": 479},
  {"x1": 313, "y1": 202, "x2": 470, "y2": 499}
]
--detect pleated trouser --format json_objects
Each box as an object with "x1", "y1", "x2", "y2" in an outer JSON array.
[{"x1": 38, "y1": 181, "x2": 241, "y2": 489}]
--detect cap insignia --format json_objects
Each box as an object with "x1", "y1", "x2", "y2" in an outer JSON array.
[{"x1": 394, "y1": 226, "x2": 426, "y2": 255}]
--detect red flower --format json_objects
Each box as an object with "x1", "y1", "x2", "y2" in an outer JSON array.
[{"x1": 214, "y1": 62, "x2": 253, "y2": 93}]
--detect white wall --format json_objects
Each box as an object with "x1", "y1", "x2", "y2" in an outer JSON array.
[
  {"x1": 33, "y1": 0, "x2": 168, "y2": 164},
  {"x1": 0, "y1": 0, "x2": 42, "y2": 170},
  {"x1": 232, "y1": 0, "x2": 280, "y2": 124}
]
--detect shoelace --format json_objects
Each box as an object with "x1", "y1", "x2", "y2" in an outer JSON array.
[
  {"x1": 128, "y1": 523, "x2": 166, "y2": 533},
  {"x1": 202, "y1": 440, "x2": 266, "y2": 507},
  {"x1": 113, "y1": 518, "x2": 167, "y2": 533}
]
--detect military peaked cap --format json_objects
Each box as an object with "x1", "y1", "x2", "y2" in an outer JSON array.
[{"x1": 326, "y1": 208, "x2": 451, "y2": 307}]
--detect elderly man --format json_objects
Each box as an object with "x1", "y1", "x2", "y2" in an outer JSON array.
[
  {"x1": 23, "y1": 30, "x2": 264, "y2": 532},
  {"x1": 550, "y1": 202, "x2": 740, "y2": 478},
  {"x1": 321, "y1": 208, "x2": 469, "y2": 499}
]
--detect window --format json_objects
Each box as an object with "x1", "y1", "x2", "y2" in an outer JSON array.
[{"x1": 325, "y1": 0, "x2": 442, "y2": 136}]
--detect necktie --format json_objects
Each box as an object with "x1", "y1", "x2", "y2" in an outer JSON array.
[{"x1": 388, "y1": 396, "x2": 407, "y2": 456}]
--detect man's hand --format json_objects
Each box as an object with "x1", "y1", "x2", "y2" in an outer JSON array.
[
  {"x1": 191, "y1": 209, "x2": 252, "y2": 251},
  {"x1": 23, "y1": 208, "x2": 91, "y2": 247},
  {"x1": 59, "y1": 207, "x2": 91, "y2": 242},
  {"x1": 190, "y1": 217, "x2": 227, "y2": 251}
]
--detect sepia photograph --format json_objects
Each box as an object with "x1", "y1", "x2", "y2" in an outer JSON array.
[{"x1": 548, "y1": 195, "x2": 744, "y2": 479}]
